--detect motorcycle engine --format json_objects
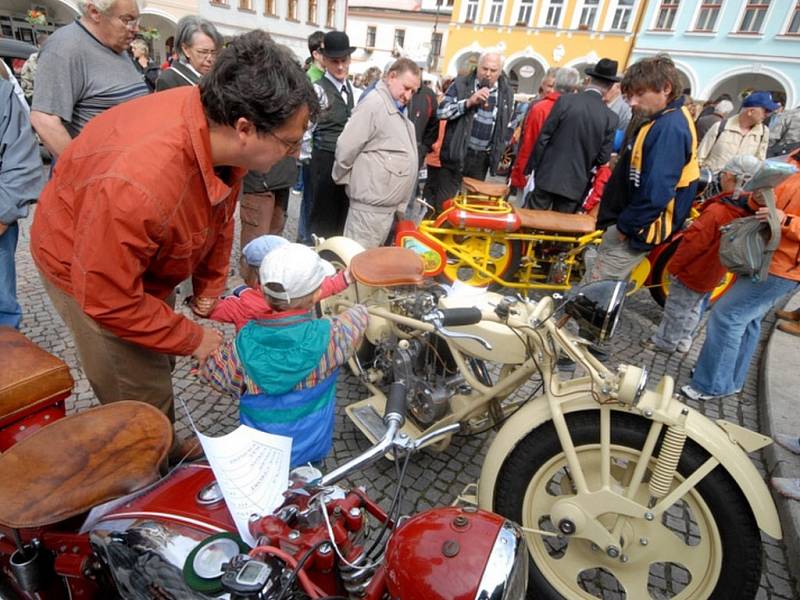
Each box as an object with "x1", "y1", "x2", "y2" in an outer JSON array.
[{"x1": 377, "y1": 286, "x2": 465, "y2": 427}]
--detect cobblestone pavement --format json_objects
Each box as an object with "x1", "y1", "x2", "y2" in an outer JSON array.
[{"x1": 14, "y1": 190, "x2": 798, "y2": 599}]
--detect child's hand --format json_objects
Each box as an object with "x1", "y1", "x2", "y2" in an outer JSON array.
[{"x1": 191, "y1": 295, "x2": 218, "y2": 317}]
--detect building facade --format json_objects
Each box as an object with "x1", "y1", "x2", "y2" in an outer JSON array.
[
  {"x1": 346, "y1": 0, "x2": 452, "y2": 77},
  {"x1": 442, "y1": 0, "x2": 648, "y2": 94},
  {"x1": 1, "y1": 0, "x2": 346, "y2": 64},
  {"x1": 630, "y1": 0, "x2": 800, "y2": 108}
]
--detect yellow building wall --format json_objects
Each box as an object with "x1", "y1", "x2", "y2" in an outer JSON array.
[{"x1": 442, "y1": 0, "x2": 645, "y2": 83}]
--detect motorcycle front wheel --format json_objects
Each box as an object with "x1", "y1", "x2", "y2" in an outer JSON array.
[{"x1": 493, "y1": 411, "x2": 763, "y2": 600}]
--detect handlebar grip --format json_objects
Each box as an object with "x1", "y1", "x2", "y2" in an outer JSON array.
[
  {"x1": 439, "y1": 307, "x2": 482, "y2": 327},
  {"x1": 384, "y1": 380, "x2": 408, "y2": 426}
]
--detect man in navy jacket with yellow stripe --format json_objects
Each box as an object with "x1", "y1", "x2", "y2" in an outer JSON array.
[{"x1": 589, "y1": 55, "x2": 699, "y2": 282}]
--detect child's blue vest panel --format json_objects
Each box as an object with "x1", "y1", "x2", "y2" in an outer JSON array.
[{"x1": 239, "y1": 369, "x2": 339, "y2": 467}]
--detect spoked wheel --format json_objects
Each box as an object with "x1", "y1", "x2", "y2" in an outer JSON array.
[
  {"x1": 494, "y1": 411, "x2": 762, "y2": 600},
  {"x1": 439, "y1": 232, "x2": 522, "y2": 288}
]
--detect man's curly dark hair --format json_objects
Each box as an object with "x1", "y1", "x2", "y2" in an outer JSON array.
[{"x1": 200, "y1": 30, "x2": 320, "y2": 133}]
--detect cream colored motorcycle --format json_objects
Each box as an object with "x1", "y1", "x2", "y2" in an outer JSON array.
[{"x1": 316, "y1": 239, "x2": 781, "y2": 600}]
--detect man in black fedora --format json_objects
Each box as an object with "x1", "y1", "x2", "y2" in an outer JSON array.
[
  {"x1": 308, "y1": 31, "x2": 361, "y2": 239},
  {"x1": 528, "y1": 57, "x2": 620, "y2": 213}
]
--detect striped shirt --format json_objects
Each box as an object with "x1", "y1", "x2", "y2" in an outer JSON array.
[
  {"x1": 437, "y1": 79, "x2": 498, "y2": 152},
  {"x1": 203, "y1": 305, "x2": 369, "y2": 397},
  {"x1": 32, "y1": 21, "x2": 149, "y2": 138}
]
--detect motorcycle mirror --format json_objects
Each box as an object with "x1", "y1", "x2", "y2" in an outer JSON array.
[{"x1": 563, "y1": 280, "x2": 627, "y2": 343}]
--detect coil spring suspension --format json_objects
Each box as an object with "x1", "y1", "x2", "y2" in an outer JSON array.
[
  {"x1": 648, "y1": 409, "x2": 689, "y2": 502},
  {"x1": 339, "y1": 552, "x2": 378, "y2": 598}
]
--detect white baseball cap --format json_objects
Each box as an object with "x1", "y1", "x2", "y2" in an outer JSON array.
[{"x1": 259, "y1": 243, "x2": 336, "y2": 303}]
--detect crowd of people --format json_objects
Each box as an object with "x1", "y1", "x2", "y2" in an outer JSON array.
[{"x1": 2, "y1": 0, "x2": 800, "y2": 494}]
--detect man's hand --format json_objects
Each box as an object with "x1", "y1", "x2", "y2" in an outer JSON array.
[
  {"x1": 190, "y1": 295, "x2": 218, "y2": 317},
  {"x1": 467, "y1": 87, "x2": 491, "y2": 109},
  {"x1": 0, "y1": 222, "x2": 7, "y2": 237},
  {"x1": 755, "y1": 206, "x2": 786, "y2": 224},
  {"x1": 192, "y1": 326, "x2": 223, "y2": 367}
]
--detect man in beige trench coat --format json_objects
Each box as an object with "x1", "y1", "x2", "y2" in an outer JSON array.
[{"x1": 333, "y1": 58, "x2": 420, "y2": 248}]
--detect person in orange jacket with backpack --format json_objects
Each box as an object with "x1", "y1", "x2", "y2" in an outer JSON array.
[
  {"x1": 641, "y1": 155, "x2": 759, "y2": 355},
  {"x1": 682, "y1": 149, "x2": 800, "y2": 401}
]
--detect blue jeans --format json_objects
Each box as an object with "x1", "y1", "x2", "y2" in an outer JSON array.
[
  {"x1": 297, "y1": 160, "x2": 313, "y2": 244},
  {"x1": 0, "y1": 222, "x2": 21, "y2": 329},
  {"x1": 691, "y1": 274, "x2": 799, "y2": 396}
]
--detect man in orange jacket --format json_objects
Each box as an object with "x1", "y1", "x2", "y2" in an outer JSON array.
[{"x1": 30, "y1": 32, "x2": 318, "y2": 455}]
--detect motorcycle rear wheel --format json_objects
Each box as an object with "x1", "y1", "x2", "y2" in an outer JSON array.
[{"x1": 493, "y1": 411, "x2": 762, "y2": 600}]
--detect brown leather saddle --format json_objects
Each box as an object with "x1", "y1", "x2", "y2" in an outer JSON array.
[
  {"x1": 0, "y1": 327, "x2": 73, "y2": 426},
  {"x1": 0, "y1": 401, "x2": 173, "y2": 528},
  {"x1": 349, "y1": 247, "x2": 425, "y2": 287},
  {"x1": 516, "y1": 208, "x2": 597, "y2": 234},
  {"x1": 462, "y1": 177, "x2": 509, "y2": 198}
]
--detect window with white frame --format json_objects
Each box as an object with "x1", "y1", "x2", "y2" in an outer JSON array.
[
  {"x1": 693, "y1": 0, "x2": 722, "y2": 30},
  {"x1": 544, "y1": 0, "x2": 564, "y2": 27},
  {"x1": 489, "y1": 0, "x2": 504, "y2": 24},
  {"x1": 465, "y1": 0, "x2": 479, "y2": 22},
  {"x1": 654, "y1": 0, "x2": 680, "y2": 30},
  {"x1": 517, "y1": 0, "x2": 535, "y2": 25},
  {"x1": 788, "y1": 1, "x2": 800, "y2": 34},
  {"x1": 738, "y1": 0, "x2": 770, "y2": 33},
  {"x1": 578, "y1": 0, "x2": 600, "y2": 29},
  {"x1": 366, "y1": 25, "x2": 376, "y2": 47},
  {"x1": 394, "y1": 28, "x2": 405, "y2": 49},
  {"x1": 326, "y1": 0, "x2": 335, "y2": 27},
  {"x1": 610, "y1": 0, "x2": 635, "y2": 30}
]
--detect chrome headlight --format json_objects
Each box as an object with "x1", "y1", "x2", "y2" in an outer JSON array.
[
  {"x1": 474, "y1": 520, "x2": 528, "y2": 600},
  {"x1": 564, "y1": 279, "x2": 626, "y2": 343}
]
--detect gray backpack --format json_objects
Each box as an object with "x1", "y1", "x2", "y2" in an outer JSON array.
[{"x1": 718, "y1": 190, "x2": 781, "y2": 282}]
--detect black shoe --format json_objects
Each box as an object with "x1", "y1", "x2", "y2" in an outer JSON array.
[{"x1": 587, "y1": 344, "x2": 609, "y2": 362}]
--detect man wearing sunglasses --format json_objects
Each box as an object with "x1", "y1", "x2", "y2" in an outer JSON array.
[
  {"x1": 30, "y1": 0, "x2": 149, "y2": 158},
  {"x1": 30, "y1": 32, "x2": 319, "y2": 463}
]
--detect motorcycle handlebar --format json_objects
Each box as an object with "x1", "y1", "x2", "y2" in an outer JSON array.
[
  {"x1": 433, "y1": 307, "x2": 483, "y2": 327},
  {"x1": 384, "y1": 380, "x2": 407, "y2": 427}
]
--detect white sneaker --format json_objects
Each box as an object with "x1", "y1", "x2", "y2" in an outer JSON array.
[
  {"x1": 680, "y1": 384, "x2": 717, "y2": 401},
  {"x1": 775, "y1": 433, "x2": 800, "y2": 455},
  {"x1": 676, "y1": 339, "x2": 692, "y2": 353}
]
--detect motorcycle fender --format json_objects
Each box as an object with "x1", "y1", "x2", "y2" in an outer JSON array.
[
  {"x1": 316, "y1": 236, "x2": 390, "y2": 344},
  {"x1": 477, "y1": 399, "x2": 782, "y2": 540}
]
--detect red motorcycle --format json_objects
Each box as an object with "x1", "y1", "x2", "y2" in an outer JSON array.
[{"x1": 0, "y1": 328, "x2": 527, "y2": 599}]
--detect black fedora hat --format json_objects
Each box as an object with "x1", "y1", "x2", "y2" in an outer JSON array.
[
  {"x1": 585, "y1": 58, "x2": 621, "y2": 82},
  {"x1": 322, "y1": 31, "x2": 355, "y2": 58}
]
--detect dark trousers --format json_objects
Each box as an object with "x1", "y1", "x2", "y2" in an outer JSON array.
[
  {"x1": 423, "y1": 165, "x2": 462, "y2": 213},
  {"x1": 309, "y1": 149, "x2": 349, "y2": 239},
  {"x1": 462, "y1": 148, "x2": 491, "y2": 181},
  {"x1": 529, "y1": 187, "x2": 581, "y2": 214}
]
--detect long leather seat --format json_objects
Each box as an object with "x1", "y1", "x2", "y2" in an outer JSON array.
[
  {"x1": 0, "y1": 327, "x2": 72, "y2": 424},
  {"x1": 516, "y1": 208, "x2": 597, "y2": 234},
  {"x1": 350, "y1": 247, "x2": 425, "y2": 287},
  {"x1": 0, "y1": 401, "x2": 172, "y2": 528}
]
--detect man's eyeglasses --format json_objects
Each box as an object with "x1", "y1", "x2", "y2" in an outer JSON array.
[
  {"x1": 266, "y1": 130, "x2": 303, "y2": 155},
  {"x1": 114, "y1": 14, "x2": 140, "y2": 30}
]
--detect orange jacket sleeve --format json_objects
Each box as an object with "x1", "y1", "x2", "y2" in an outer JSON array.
[
  {"x1": 510, "y1": 103, "x2": 547, "y2": 189},
  {"x1": 70, "y1": 179, "x2": 204, "y2": 355}
]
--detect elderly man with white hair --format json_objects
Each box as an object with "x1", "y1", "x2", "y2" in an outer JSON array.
[
  {"x1": 436, "y1": 49, "x2": 514, "y2": 195},
  {"x1": 30, "y1": 0, "x2": 149, "y2": 158}
]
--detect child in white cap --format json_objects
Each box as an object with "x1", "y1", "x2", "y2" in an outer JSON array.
[
  {"x1": 203, "y1": 235, "x2": 349, "y2": 331},
  {"x1": 202, "y1": 243, "x2": 368, "y2": 467}
]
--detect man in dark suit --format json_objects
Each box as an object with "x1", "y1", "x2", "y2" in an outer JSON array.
[{"x1": 529, "y1": 58, "x2": 620, "y2": 213}]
